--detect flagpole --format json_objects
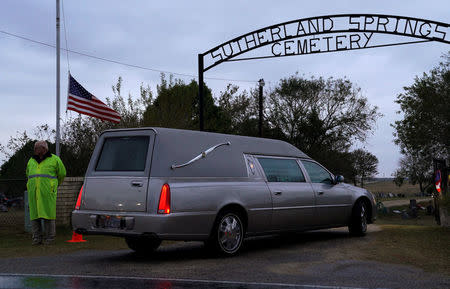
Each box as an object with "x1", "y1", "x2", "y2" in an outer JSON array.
[{"x1": 56, "y1": 0, "x2": 61, "y2": 156}]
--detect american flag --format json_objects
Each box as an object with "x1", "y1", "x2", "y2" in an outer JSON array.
[{"x1": 67, "y1": 74, "x2": 121, "y2": 123}]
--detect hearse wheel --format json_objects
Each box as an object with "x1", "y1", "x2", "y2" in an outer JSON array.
[
  {"x1": 348, "y1": 200, "x2": 368, "y2": 236},
  {"x1": 125, "y1": 236, "x2": 161, "y2": 254},
  {"x1": 209, "y1": 211, "x2": 245, "y2": 256}
]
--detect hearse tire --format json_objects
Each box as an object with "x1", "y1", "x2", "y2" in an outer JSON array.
[
  {"x1": 125, "y1": 236, "x2": 161, "y2": 254},
  {"x1": 348, "y1": 200, "x2": 368, "y2": 236},
  {"x1": 209, "y1": 211, "x2": 245, "y2": 256}
]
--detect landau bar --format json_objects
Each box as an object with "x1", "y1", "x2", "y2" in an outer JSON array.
[{"x1": 208, "y1": 15, "x2": 448, "y2": 63}]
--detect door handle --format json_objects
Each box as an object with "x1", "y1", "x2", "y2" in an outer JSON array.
[
  {"x1": 131, "y1": 181, "x2": 143, "y2": 187},
  {"x1": 274, "y1": 191, "x2": 282, "y2": 196},
  {"x1": 317, "y1": 191, "x2": 324, "y2": 195}
]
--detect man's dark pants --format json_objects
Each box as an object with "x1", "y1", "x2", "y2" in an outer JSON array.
[{"x1": 31, "y1": 218, "x2": 56, "y2": 245}]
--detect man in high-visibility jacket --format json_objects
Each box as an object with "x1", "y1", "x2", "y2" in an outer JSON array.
[{"x1": 26, "y1": 140, "x2": 66, "y2": 245}]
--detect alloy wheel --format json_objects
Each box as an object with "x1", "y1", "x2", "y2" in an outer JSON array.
[{"x1": 217, "y1": 214, "x2": 243, "y2": 254}]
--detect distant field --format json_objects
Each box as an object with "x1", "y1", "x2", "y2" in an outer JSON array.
[{"x1": 363, "y1": 180, "x2": 422, "y2": 196}]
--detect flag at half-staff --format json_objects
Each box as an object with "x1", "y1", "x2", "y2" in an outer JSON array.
[{"x1": 67, "y1": 74, "x2": 121, "y2": 123}]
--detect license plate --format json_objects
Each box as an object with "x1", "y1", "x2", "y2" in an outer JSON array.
[{"x1": 98, "y1": 215, "x2": 122, "y2": 228}]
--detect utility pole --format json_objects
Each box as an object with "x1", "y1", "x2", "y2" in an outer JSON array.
[
  {"x1": 56, "y1": 0, "x2": 61, "y2": 156},
  {"x1": 258, "y1": 79, "x2": 265, "y2": 137},
  {"x1": 198, "y1": 54, "x2": 204, "y2": 131}
]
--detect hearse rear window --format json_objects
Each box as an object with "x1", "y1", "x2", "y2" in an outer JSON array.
[
  {"x1": 257, "y1": 158, "x2": 305, "y2": 182},
  {"x1": 96, "y1": 136, "x2": 149, "y2": 171}
]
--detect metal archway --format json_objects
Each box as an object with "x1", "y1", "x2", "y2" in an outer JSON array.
[{"x1": 198, "y1": 14, "x2": 449, "y2": 130}]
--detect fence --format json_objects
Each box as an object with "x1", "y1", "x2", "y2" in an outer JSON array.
[
  {"x1": 0, "y1": 179, "x2": 26, "y2": 231},
  {"x1": 0, "y1": 178, "x2": 83, "y2": 232}
]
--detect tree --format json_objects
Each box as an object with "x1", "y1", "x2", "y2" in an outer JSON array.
[
  {"x1": 0, "y1": 125, "x2": 55, "y2": 179},
  {"x1": 109, "y1": 76, "x2": 153, "y2": 128},
  {"x1": 1, "y1": 73, "x2": 381, "y2": 182},
  {"x1": 143, "y1": 75, "x2": 197, "y2": 129},
  {"x1": 265, "y1": 74, "x2": 380, "y2": 175},
  {"x1": 393, "y1": 53, "x2": 449, "y2": 156},
  {"x1": 216, "y1": 75, "x2": 380, "y2": 182},
  {"x1": 393, "y1": 169, "x2": 405, "y2": 187},
  {"x1": 392, "y1": 52, "x2": 450, "y2": 190},
  {"x1": 217, "y1": 84, "x2": 255, "y2": 135},
  {"x1": 0, "y1": 140, "x2": 35, "y2": 179},
  {"x1": 143, "y1": 74, "x2": 230, "y2": 133},
  {"x1": 394, "y1": 153, "x2": 431, "y2": 192},
  {"x1": 350, "y1": 149, "x2": 378, "y2": 187},
  {"x1": 217, "y1": 84, "x2": 286, "y2": 139}
]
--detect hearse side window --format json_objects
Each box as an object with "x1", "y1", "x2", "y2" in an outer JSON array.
[
  {"x1": 96, "y1": 136, "x2": 149, "y2": 171},
  {"x1": 246, "y1": 157, "x2": 256, "y2": 176},
  {"x1": 257, "y1": 158, "x2": 305, "y2": 182},
  {"x1": 301, "y1": 161, "x2": 333, "y2": 184}
]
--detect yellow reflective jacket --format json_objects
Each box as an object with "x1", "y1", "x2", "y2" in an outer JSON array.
[{"x1": 26, "y1": 153, "x2": 66, "y2": 220}]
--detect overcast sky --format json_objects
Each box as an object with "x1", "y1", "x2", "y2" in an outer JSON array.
[{"x1": 1, "y1": 0, "x2": 449, "y2": 177}]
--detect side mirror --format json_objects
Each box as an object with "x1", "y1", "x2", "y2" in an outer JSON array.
[{"x1": 335, "y1": 175, "x2": 344, "y2": 184}]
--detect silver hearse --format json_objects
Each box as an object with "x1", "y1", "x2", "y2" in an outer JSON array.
[{"x1": 72, "y1": 127, "x2": 376, "y2": 255}]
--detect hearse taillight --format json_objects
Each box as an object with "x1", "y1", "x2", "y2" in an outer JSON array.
[
  {"x1": 75, "y1": 185, "x2": 83, "y2": 210},
  {"x1": 158, "y1": 184, "x2": 171, "y2": 214}
]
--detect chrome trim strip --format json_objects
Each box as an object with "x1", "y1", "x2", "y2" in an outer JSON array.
[
  {"x1": 315, "y1": 204, "x2": 351, "y2": 208},
  {"x1": 251, "y1": 205, "x2": 351, "y2": 211},
  {"x1": 248, "y1": 207, "x2": 273, "y2": 211},
  {"x1": 273, "y1": 206, "x2": 315, "y2": 210}
]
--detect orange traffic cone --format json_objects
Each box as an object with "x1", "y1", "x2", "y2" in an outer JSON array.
[{"x1": 66, "y1": 231, "x2": 87, "y2": 243}]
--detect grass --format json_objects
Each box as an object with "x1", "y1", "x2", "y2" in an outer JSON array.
[
  {"x1": 360, "y1": 201, "x2": 450, "y2": 275},
  {"x1": 313, "y1": 223, "x2": 450, "y2": 276},
  {"x1": 364, "y1": 180, "x2": 422, "y2": 196},
  {"x1": 317, "y1": 200, "x2": 450, "y2": 275},
  {"x1": 0, "y1": 226, "x2": 129, "y2": 258},
  {"x1": 362, "y1": 225, "x2": 450, "y2": 275},
  {"x1": 0, "y1": 208, "x2": 129, "y2": 258}
]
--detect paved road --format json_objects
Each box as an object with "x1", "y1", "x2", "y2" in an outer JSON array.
[
  {"x1": 0, "y1": 274, "x2": 370, "y2": 289},
  {"x1": 0, "y1": 225, "x2": 448, "y2": 289}
]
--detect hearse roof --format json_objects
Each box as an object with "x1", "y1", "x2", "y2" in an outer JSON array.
[{"x1": 101, "y1": 127, "x2": 310, "y2": 178}]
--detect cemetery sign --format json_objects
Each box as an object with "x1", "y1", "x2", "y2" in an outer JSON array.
[{"x1": 198, "y1": 14, "x2": 450, "y2": 130}]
